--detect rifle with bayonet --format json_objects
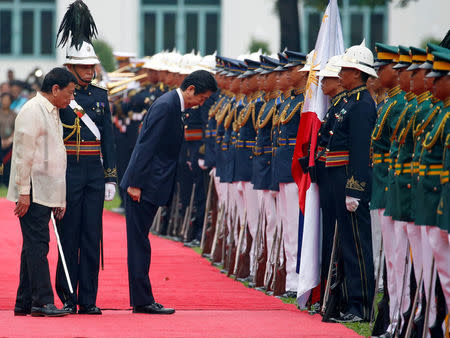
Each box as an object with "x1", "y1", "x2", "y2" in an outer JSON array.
[
  {"x1": 220, "y1": 217, "x2": 228, "y2": 267},
  {"x1": 150, "y1": 207, "x2": 161, "y2": 233},
  {"x1": 254, "y1": 213, "x2": 267, "y2": 288},
  {"x1": 264, "y1": 227, "x2": 278, "y2": 291},
  {"x1": 167, "y1": 183, "x2": 180, "y2": 237},
  {"x1": 210, "y1": 202, "x2": 224, "y2": 263},
  {"x1": 322, "y1": 222, "x2": 338, "y2": 316},
  {"x1": 272, "y1": 237, "x2": 286, "y2": 297},
  {"x1": 226, "y1": 208, "x2": 238, "y2": 276},
  {"x1": 271, "y1": 225, "x2": 285, "y2": 296},
  {"x1": 235, "y1": 221, "x2": 252, "y2": 280},
  {"x1": 233, "y1": 213, "x2": 246, "y2": 276},
  {"x1": 203, "y1": 193, "x2": 219, "y2": 256},
  {"x1": 200, "y1": 175, "x2": 215, "y2": 251},
  {"x1": 182, "y1": 183, "x2": 196, "y2": 242}
]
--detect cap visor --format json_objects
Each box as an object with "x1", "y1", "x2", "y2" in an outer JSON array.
[
  {"x1": 372, "y1": 60, "x2": 392, "y2": 67},
  {"x1": 426, "y1": 70, "x2": 445, "y2": 78},
  {"x1": 285, "y1": 62, "x2": 303, "y2": 67},
  {"x1": 392, "y1": 63, "x2": 410, "y2": 69},
  {"x1": 419, "y1": 62, "x2": 433, "y2": 70}
]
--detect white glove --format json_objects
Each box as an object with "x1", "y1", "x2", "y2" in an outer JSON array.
[
  {"x1": 345, "y1": 196, "x2": 360, "y2": 212},
  {"x1": 198, "y1": 158, "x2": 207, "y2": 170},
  {"x1": 105, "y1": 183, "x2": 116, "y2": 201}
]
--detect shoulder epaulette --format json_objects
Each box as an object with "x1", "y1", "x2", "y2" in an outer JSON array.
[{"x1": 91, "y1": 83, "x2": 107, "y2": 91}]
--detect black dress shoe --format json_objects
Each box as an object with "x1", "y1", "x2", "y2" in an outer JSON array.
[
  {"x1": 184, "y1": 239, "x2": 200, "y2": 247},
  {"x1": 14, "y1": 305, "x2": 31, "y2": 316},
  {"x1": 62, "y1": 302, "x2": 77, "y2": 314},
  {"x1": 31, "y1": 304, "x2": 69, "y2": 317},
  {"x1": 330, "y1": 312, "x2": 364, "y2": 323},
  {"x1": 284, "y1": 291, "x2": 297, "y2": 298},
  {"x1": 78, "y1": 305, "x2": 102, "y2": 315},
  {"x1": 133, "y1": 302, "x2": 175, "y2": 315}
]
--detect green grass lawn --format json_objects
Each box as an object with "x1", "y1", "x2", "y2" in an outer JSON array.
[{"x1": 0, "y1": 185, "x2": 7, "y2": 198}]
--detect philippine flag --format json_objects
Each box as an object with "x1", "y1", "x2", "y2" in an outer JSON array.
[{"x1": 291, "y1": 0, "x2": 344, "y2": 307}]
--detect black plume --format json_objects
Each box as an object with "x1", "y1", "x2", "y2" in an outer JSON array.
[
  {"x1": 57, "y1": 0, "x2": 98, "y2": 50},
  {"x1": 440, "y1": 29, "x2": 450, "y2": 49}
]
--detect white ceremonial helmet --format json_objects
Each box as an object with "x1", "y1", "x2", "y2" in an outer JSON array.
[
  {"x1": 317, "y1": 54, "x2": 343, "y2": 78},
  {"x1": 299, "y1": 49, "x2": 316, "y2": 72},
  {"x1": 336, "y1": 39, "x2": 378, "y2": 78},
  {"x1": 64, "y1": 40, "x2": 100, "y2": 65},
  {"x1": 247, "y1": 49, "x2": 262, "y2": 62},
  {"x1": 192, "y1": 51, "x2": 217, "y2": 73}
]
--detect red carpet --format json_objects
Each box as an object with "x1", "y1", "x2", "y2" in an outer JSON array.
[{"x1": 0, "y1": 198, "x2": 359, "y2": 337}]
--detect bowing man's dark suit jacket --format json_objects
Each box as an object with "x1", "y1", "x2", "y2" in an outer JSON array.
[
  {"x1": 120, "y1": 90, "x2": 184, "y2": 306},
  {"x1": 120, "y1": 90, "x2": 184, "y2": 206}
]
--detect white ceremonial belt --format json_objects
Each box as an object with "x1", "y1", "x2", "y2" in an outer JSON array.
[{"x1": 69, "y1": 100, "x2": 101, "y2": 140}]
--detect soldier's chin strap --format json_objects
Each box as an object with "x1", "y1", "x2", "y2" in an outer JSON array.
[{"x1": 72, "y1": 65, "x2": 96, "y2": 86}]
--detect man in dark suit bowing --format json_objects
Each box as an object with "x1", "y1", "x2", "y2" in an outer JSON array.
[{"x1": 120, "y1": 70, "x2": 217, "y2": 314}]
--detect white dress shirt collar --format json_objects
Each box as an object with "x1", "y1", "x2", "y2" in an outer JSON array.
[
  {"x1": 176, "y1": 88, "x2": 185, "y2": 112},
  {"x1": 36, "y1": 92, "x2": 57, "y2": 114}
]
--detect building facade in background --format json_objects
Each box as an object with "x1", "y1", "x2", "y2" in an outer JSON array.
[{"x1": 0, "y1": 0, "x2": 448, "y2": 82}]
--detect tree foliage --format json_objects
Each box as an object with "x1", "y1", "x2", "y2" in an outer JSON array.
[
  {"x1": 275, "y1": 0, "x2": 301, "y2": 50},
  {"x1": 249, "y1": 38, "x2": 271, "y2": 55},
  {"x1": 92, "y1": 39, "x2": 115, "y2": 72}
]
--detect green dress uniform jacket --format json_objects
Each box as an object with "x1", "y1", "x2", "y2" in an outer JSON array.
[
  {"x1": 389, "y1": 92, "x2": 417, "y2": 221},
  {"x1": 384, "y1": 88, "x2": 409, "y2": 217},
  {"x1": 370, "y1": 85, "x2": 405, "y2": 210},
  {"x1": 411, "y1": 95, "x2": 442, "y2": 221},
  {"x1": 434, "y1": 98, "x2": 450, "y2": 232},
  {"x1": 415, "y1": 98, "x2": 446, "y2": 226}
]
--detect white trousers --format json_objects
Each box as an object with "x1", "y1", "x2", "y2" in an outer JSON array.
[
  {"x1": 421, "y1": 226, "x2": 437, "y2": 327},
  {"x1": 241, "y1": 181, "x2": 259, "y2": 275},
  {"x1": 393, "y1": 220, "x2": 411, "y2": 325},
  {"x1": 279, "y1": 183, "x2": 300, "y2": 292},
  {"x1": 256, "y1": 190, "x2": 278, "y2": 259},
  {"x1": 426, "y1": 226, "x2": 450, "y2": 312},
  {"x1": 370, "y1": 209, "x2": 383, "y2": 288},
  {"x1": 379, "y1": 210, "x2": 398, "y2": 323}
]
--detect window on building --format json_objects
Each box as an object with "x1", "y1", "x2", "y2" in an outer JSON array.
[
  {"x1": 141, "y1": 0, "x2": 221, "y2": 56},
  {"x1": 0, "y1": 0, "x2": 55, "y2": 57},
  {"x1": 301, "y1": 0, "x2": 387, "y2": 52}
]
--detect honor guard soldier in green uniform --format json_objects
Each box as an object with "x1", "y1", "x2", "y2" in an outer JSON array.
[
  {"x1": 432, "y1": 52, "x2": 450, "y2": 316},
  {"x1": 408, "y1": 44, "x2": 447, "y2": 332},
  {"x1": 55, "y1": 0, "x2": 117, "y2": 315},
  {"x1": 418, "y1": 50, "x2": 450, "y2": 336},
  {"x1": 370, "y1": 43, "x2": 407, "y2": 333}
]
